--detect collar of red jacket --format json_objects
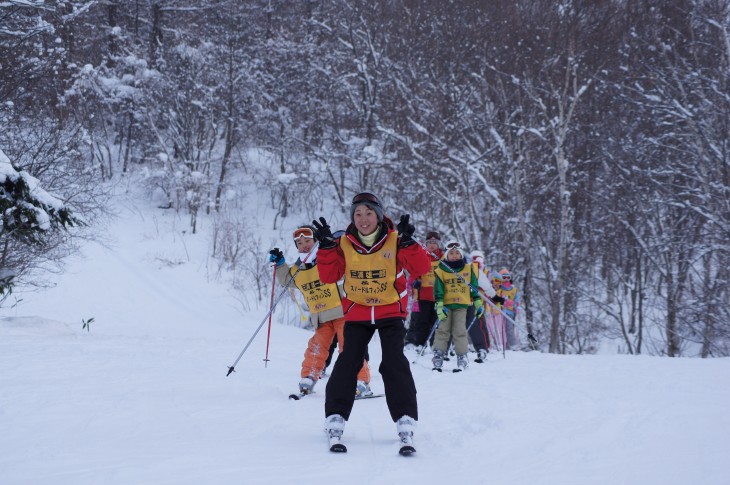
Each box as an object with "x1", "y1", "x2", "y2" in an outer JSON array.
[{"x1": 345, "y1": 216, "x2": 394, "y2": 254}]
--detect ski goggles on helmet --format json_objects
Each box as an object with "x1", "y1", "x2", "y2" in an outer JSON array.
[
  {"x1": 446, "y1": 242, "x2": 462, "y2": 250},
  {"x1": 352, "y1": 192, "x2": 380, "y2": 205},
  {"x1": 293, "y1": 227, "x2": 314, "y2": 241}
]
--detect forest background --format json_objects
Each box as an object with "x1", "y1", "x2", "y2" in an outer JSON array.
[{"x1": 1, "y1": 0, "x2": 729, "y2": 357}]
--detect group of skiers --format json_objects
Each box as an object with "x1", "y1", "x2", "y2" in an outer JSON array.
[
  {"x1": 268, "y1": 192, "x2": 520, "y2": 455},
  {"x1": 403, "y1": 231, "x2": 522, "y2": 370}
]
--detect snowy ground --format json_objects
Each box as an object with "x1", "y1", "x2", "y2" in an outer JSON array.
[{"x1": 1, "y1": 197, "x2": 729, "y2": 485}]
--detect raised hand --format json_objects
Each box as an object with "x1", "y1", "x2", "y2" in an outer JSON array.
[
  {"x1": 311, "y1": 217, "x2": 336, "y2": 249},
  {"x1": 268, "y1": 248, "x2": 285, "y2": 266},
  {"x1": 396, "y1": 214, "x2": 416, "y2": 248}
]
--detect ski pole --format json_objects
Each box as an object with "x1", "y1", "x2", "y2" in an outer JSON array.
[
  {"x1": 411, "y1": 318, "x2": 441, "y2": 364},
  {"x1": 424, "y1": 248, "x2": 536, "y2": 344},
  {"x1": 466, "y1": 314, "x2": 479, "y2": 332},
  {"x1": 499, "y1": 315, "x2": 507, "y2": 358},
  {"x1": 263, "y1": 264, "x2": 278, "y2": 367},
  {"x1": 226, "y1": 243, "x2": 319, "y2": 376}
]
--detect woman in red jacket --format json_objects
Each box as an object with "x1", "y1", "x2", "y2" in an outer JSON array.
[{"x1": 312, "y1": 192, "x2": 430, "y2": 454}]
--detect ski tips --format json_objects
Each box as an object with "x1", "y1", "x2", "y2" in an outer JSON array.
[
  {"x1": 399, "y1": 445, "x2": 416, "y2": 456},
  {"x1": 330, "y1": 443, "x2": 347, "y2": 453},
  {"x1": 226, "y1": 366, "x2": 236, "y2": 376}
]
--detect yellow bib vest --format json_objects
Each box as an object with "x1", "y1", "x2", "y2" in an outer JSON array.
[
  {"x1": 420, "y1": 259, "x2": 440, "y2": 288},
  {"x1": 499, "y1": 285, "x2": 518, "y2": 302},
  {"x1": 341, "y1": 233, "x2": 401, "y2": 306},
  {"x1": 289, "y1": 265, "x2": 342, "y2": 313},
  {"x1": 435, "y1": 265, "x2": 474, "y2": 306}
]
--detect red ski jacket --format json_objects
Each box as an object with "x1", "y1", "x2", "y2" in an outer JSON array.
[{"x1": 317, "y1": 217, "x2": 430, "y2": 324}]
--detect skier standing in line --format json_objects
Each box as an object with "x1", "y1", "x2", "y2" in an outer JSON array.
[
  {"x1": 312, "y1": 192, "x2": 430, "y2": 454},
  {"x1": 404, "y1": 231, "x2": 444, "y2": 352},
  {"x1": 497, "y1": 268, "x2": 521, "y2": 350},
  {"x1": 432, "y1": 242, "x2": 484, "y2": 372},
  {"x1": 466, "y1": 250, "x2": 502, "y2": 362},
  {"x1": 269, "y1": 225, "x2": 371, "y2": 397}
]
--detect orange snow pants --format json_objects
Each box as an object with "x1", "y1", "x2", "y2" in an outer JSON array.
[{"x1": 301, "y1": 317, "x2": 370, "y2": 383}]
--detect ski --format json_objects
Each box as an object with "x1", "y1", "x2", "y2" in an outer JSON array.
[
  {"x1": 399, "y1": 445, "x2": 416, "y2": 456},
  {"x1": 330, "y1": 443, "x2": 347, "y2": 453},
  {"x1": 291, "y1": 392, "x2": 384, "y2": 400},
  {"x1": 355, "y1": 393, "x2": 385, "y2": 400}
]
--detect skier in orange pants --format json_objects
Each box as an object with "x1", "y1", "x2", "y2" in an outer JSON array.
[{"x1": 269, "y1": 225, "x2": 371, "y2": 396}]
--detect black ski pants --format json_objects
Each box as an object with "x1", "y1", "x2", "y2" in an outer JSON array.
[
  {"x1": 324, "y1": 335, "x2": 370, "y2": 369},
  {"x1": 405, "y1": 300, "x2": 437, "y2": 346},
  {"x1": 325, "y1": 317, "x2": 418, "y2": 422}
]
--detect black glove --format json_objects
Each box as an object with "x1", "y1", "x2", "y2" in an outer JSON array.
[
  {"x1": 413, "y1": 279, "x2": 422, "y2": 290},
  {"x1": 268, "y1": 248, "x2": 285, "y2": 266},
  {"x1": 396, "y1": 214, "x2": 416, "y2": 248},
  {"x1": 311, "y1": 217, "x2": 336, "y2": 249},
  {"x1": 491, "y1": 295, "x2": 505, "y2": 305}
]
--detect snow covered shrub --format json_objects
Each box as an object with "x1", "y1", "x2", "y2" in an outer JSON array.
[{"x1": 0, "y1": 149, "x2": 81, "y2": 299}]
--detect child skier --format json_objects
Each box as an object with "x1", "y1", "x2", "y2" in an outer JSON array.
[
  {"x1": 432, "y1": 241, "x2": 484, "y2": 372},
  {"x1": 485, "y1": 271, "x2": 508, "y2": 352},
  {"x1": 404, "y1": 231, "x2": 444, "y2": 351},
  {"x1": 465, "y1": 249, "x2": 500, "y2": 362},
  {"x1": 312, "y1": 192, "x2": 430, "y2": 455},
  {"x1": 269, "y1": 225, "x2": 371, "y2": 397},
  {"x1": 497, "y1": 268, "x2": 521, "y2": 350}
]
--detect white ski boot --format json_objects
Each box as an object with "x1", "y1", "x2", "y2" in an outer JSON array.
[
  {"x1": 432, "y1": 349, "x2": 444, "y2": 371},
  {"x1": 324, "y1": 414, "x2": 347, "y2": 453},
  {"x1": 355, "y1": 380, "x2": 374, "y2": 398},
  {"x1": 455, "y1": 353, "x2": 468, "y2": 372},
  {"x1": 396, "y1": 415, "x2": 416, "y2": 455},
  {"x1": 299, "y1": 376, "x2": 315, "y2": 395},
  {"x1": 476, "y1": 349, "x2": 488, "y2": 363}
]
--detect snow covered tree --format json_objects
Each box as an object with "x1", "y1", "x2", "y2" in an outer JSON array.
[{"x1": 0, "y1": 149, "x2": 80, "y2": 298}]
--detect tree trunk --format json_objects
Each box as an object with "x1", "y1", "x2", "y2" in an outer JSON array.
[
  {"x1": 215, "y1": 116, "x2": 235, "y2": 213},
  {"x1": 149, "y1": 3, "x2": 163, "y2": 65},
  {"x1": 665, "y1": 263, "x2": 680, "y2": 357}
]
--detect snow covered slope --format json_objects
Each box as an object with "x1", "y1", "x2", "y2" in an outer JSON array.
[{"x1": 1, "y1": 198, "x2": 728, "y2": 485}]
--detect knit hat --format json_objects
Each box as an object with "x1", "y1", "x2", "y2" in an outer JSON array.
[
  {"x1": 350, "y1": 192, "x2": 384, "y2": 223},
  {"x1": 425, "y1": 231, "x2": 441, "y2": 241}
]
